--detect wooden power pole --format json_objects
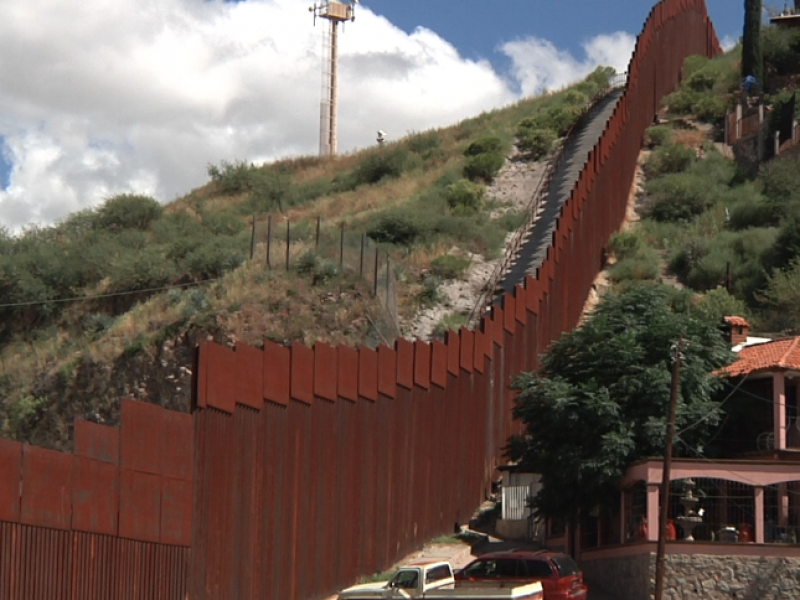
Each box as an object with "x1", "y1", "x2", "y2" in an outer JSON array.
[{"x1": 654, "y1": 336, "x2": 682, "y2": 600}]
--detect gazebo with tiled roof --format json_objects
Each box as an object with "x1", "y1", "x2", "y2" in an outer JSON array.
[{"x1": 718, "y1": 317, "x2": 800, "y2": 452}]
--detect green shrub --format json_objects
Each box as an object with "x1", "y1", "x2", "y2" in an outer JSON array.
[
  {"x1": 203, "y1": 211, "x2": 246, "y2": 236},
  {"x1": 726, "y1": 183, "x2": 772, "y2": 229},
  {"x1": 689, "y1": 149, "x2": 735, "y2": 186},
  {"x1": 355, "y1": 146, "x2": 413, "y2": 186},
  {"x1": 760, "y1": 152, "x2": 800, "y2": 219},
  {"x1": 445, "y1": 179, "x2": 485, "y2": 214},
  {"x1": 296, "y1": 249, "x2": 319, "y2": 275},
  {"x1": 8, "y1": 394, "x2": 48, "y2": 435},
  {"x1": 562, "y1": 90, "x2": 588, "y2": 106},
  {"x1": 245, "y1": 169, "x2": 293, "y2": 214},
  {"x1": 685, "y1": 67, "x2": 718, "y2": 93},
  {"x1": 643, "y1": 144, "x2": 695, "y2": 178},
  {"x1": 607, "y1": 251, "x2": 661, "y2": 283},
  {"x1": 182, "y1": 288, "x2": 210, "y2": 318},
  {"x1": 312, "y1": 260, "x2": 340, "y2": 285},
  {"x1": 644, "y1": 173, "x2": 714, "y2": 222},
  {"x1": 83, "y1": 313, "x2": 114, "y2": 337},
  {"x1": 694, "y1": 287, "x2": 749, "y2": 324},
  {"x1": 686, "y1": 249, "x2": 732, "y2": 290},
  {"x1": 763, "y1": 26, "x2": 800, "y2": 76},
  {"x1": 517, "y1": 128, "x2": 557, "y2": 159},
  {"x1": 289, "y1": 178, "x2": 330, "y2": 206},
  {"x1": 520, "y1": 107, "x2": 581, "y2": 137},
  {"x1": 428, "y1": 214, "x2": 505, "y2": 258},
  {"x1": 106, "y1": 246, "x2": 177, "y2": 293},
  {"x1": 584, "y1": 66, "x2": 615, "y2": 94},
  {"x1": 367, "y1": 209, "x2": 427, "y2": 246},
  {"x1": 406, "y1": 130, "x2": 441, "y2": 155},
  {"x1": 607, "y1": 231, "x2": 644, "y2": 261},
  {"x1": 183, "y1": 237, "x2": 246, "y2": 279},
  {"x1": 759, "y1": 258, "x2": 800, "y2": 331},
  {"x1": 496, "y1": 210, "x2": 527, "y2": 232},
  {"x1": 464, "y1": 136, "x2": 503, "y2": 157},
  {"x1": 693, "y1": 96, "x2": 727, "y2": 123},
  {"x1": 663, "y1": 89, "x2": 699, "y2": 115},
  {"x1": 644, "y1": 125, "x2": 672, "y2": 148},
  {"x1": 430, "y1": 255, "x2": 471, "y2": 279},
  {"x1": 433, "y1": 313, "x2": 469, "y2": 339},
  {"x1": 463, "y1": 152, "x2": 505, "y2": 183},
  {"x1": 97, "y1": 194, "x2": 163, "y2": 231},
  {"x1": 682, "y1": 55, "x2": 713, "y2": 80},
  {"x1": 418, "y1": 276, "x2": 443, "y2": 306},
  {"x1": 207, "y1": 160, "x2": 258, "y2": 195},
  {"x1": 767, "y1": 217, "x2": 800, "y2": 271}
]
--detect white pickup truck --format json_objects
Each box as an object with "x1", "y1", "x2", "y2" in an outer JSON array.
[{"x1": 337, "y1": 561, "x2": 544, "y2": 600}]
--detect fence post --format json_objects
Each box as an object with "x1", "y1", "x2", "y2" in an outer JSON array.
[
  {"x1": 359, "y1": 233, "x2": 366, "y2": 276},
  {"x1": 385, "y1": 252, "x2": 391, "y2": 307},
  {"x1": 285, "y1": 219, "x2": 291, "y2": 270},
  {"x1": 735, "y1": 102, "x2": 742, "y2": 139},
  {"x1": 266, "y1": 215, "x2": 272, "y2": 270},
  {"x1": 250, "y1": 214, "x2": 257, "y2": 260},
  {"x1": 373, "y1": 247, "x2": 379, "y2": 296},
  {"x1": 315, "y1": 216, "x2": 321, "y2": 251},
  {"x1": 340, "y1": 222, "x2": 345, "y2": 268},
  {"x1": 775, "y1": 130, "x2": 781, "y2": 157}
]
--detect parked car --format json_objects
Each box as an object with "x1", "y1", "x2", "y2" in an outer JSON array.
[
  {"x1": 453, "y1": 551, "x2": 587, "y2": 600},
  {"x1": 337, "y1": 560, "x2": 544, "y2": 600}
]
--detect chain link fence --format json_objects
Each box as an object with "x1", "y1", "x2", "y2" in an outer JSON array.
[{"x1": 247, "y1": 215, "x2": 399, "y2": 343}]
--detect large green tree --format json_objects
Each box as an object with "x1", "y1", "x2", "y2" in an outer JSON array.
[
  {"x1": 507, "y1": 283, "x2": 735, "y2": 524},
  {"x1": 742, "y1": 0, "x2": 764, "y2": 83}
]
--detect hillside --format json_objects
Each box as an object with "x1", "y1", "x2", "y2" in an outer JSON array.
[
  {"x1": 599, "y1": 36, "x2": 800, "y2": 335},
  {"x1": 0, "y1": 67, "x2": 617, "y2": 450}
]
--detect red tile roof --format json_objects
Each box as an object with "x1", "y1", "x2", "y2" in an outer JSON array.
[
  {"x1": 719, "y1": 337, "x2": 800, "y2": 377},
  {"x1": 724, "y1": 316, "x2": 751, "y2": 327}
]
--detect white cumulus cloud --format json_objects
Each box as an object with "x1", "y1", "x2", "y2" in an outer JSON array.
[
  {"x1": 501, "y1": 32, "x2": 636, "y2": 96},
  {"x1": 0, "y1": 0, "x2": 631, "y2": 231}
]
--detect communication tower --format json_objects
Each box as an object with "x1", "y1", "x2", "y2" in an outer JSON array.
[{"x1": 310, "y1": 1, "x2": 357, "y2": 157}]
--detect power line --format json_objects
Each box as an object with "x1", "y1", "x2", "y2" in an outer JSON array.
[{"x1": 0, "y1": 277, "x2": 223, "y2": 309}]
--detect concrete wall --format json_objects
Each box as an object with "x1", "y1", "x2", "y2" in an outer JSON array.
[{"x1": 581, "y1": 548, "x2": 800, "y2": 600}]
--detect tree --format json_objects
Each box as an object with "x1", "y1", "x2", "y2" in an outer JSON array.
[
  {"x1": 97, "y1": 194, "x2": 163, "y2": 231},
  {"x1": 742, "y1": 0, "x2": 763, "y2": 84},
  {"x1": 506, "y1": 283, "x2": 735, "y2": 524}
]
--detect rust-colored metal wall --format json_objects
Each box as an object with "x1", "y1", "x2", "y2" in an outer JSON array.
[
  {"x1": 187, "y1": 4, "x2": 721, "y2": 600},
  {"x1": 0, "y1": 401, "x2": 193, "y2": 599},
  {"x1": 0, "y1": 2, "x2": 720, "y2": 598}
]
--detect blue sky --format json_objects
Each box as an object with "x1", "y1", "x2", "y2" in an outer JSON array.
[
  {"x1": 0, "y1": 0, "x2": 745, "y2": 229},
  {"x1": 0, "y1": 138, "x2": 9, "y2": 193},
  {"x1": 360, "y1": 0, "x2": 741, "y2": 71}
]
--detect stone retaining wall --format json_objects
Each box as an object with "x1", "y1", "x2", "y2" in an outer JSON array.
[
  {"x1": 581, "y1": 551, "x2": 650, "y2": 600},
  {"x1": 581, "y1": 551, "x2": 800, "y2": 600}
]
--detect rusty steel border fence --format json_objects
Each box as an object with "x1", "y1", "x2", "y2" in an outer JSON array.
[
  {"x1": 0, "y1": 1, "x2": 720, "y2": 598},
  {"x1": 466, "y1": 71, "x2": 629, "y2": 329}
]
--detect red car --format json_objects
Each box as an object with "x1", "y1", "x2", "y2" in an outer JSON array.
[{"x1": 454, "y1": 550, "x2": 588, "y2": 600}]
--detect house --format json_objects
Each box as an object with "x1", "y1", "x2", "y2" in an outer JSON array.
[
  {"x1": 770, "y1": 5, "x2": 800, "y2": 29},
  {"x1": 572, "y1": 317, "x2": 800, "y2": 600}
]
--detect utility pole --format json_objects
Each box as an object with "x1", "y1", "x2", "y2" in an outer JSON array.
[{"x1": 654, "y1": 336, "x2": 682, "y2": 600}]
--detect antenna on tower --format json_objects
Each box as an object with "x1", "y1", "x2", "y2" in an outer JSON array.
[{"x1": 310, "y1": 1, "x2": 357, "y2": 157}]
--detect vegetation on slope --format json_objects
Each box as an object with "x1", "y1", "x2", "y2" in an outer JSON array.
[
  {"x1": 0, "y1": 67, "x2": 617, "y2": 447},
  {"x1": 602, "y1": 35, "x2": 800, "y2": 333}
]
